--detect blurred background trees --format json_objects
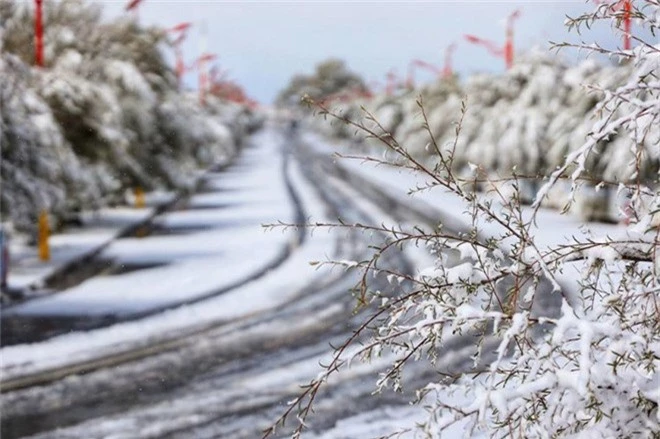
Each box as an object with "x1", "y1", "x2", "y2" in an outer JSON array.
[
  {"x1": 1, "y1": 0, "x2": 255, "y2": 238},
  {"x1": 276, "y1": 58, "x2": 368, "y2": 106}
]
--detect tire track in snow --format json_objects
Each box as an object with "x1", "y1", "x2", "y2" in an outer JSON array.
[{"x1": 1, "y1": 127, "x2": 454, "y2": 439}]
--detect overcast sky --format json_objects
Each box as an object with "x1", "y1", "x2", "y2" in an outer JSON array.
[{"x1": 100, "y1": 1, "x2": 629, "y2": 103}]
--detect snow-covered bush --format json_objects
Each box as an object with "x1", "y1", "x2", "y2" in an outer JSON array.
[
  {"x1": 307, "y1": 43, "x2": 660, "y2": 222},
  {"x1": 1, "y1": 0, "x2": 255, "y2": 236},
  {"x1": 269, "y1": 1, "x2": 660, "y2": 437},
  {"x1": 1, "y1": 53, "x2": 110, "y2": 238},
  {"x1": 277, "y1": 58, "x2": 368, "y2": 108}
]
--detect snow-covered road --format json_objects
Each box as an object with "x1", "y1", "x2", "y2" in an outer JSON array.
[
  {"x1": 1, "y1": 124, "x2": 440, "y2": 438},
  {"x1": 1, "y1": 123, "x2": 622, "y2": 439}
]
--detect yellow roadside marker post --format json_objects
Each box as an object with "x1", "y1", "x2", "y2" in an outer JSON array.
[
  {"x1": 38, "y1": 210, "x2": 50, "y2": 261},
  {"x1": 134, "y1": 187, "x2": 145, "y2": 209}
]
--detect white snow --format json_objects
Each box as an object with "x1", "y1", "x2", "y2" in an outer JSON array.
[
  {"x1": 6, "y1": 208, "x2": 154, "y2": 289},
  {"x1": 303, "y1": 131, "x2": 622, "y2": 252},
  {"x1": 0, "y1": 128, "x2": 336, "y2": 380},
  {"x1": 4, "y1": 129, "x2": 292, "y2": 316}
]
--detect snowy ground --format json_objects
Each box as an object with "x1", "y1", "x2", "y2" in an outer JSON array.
[
  {"x1": 1, "y1": 128, "x2": 300, "y2": 371},
  {"x1": 3, "y1": 130, "x2": 294, "y2": 319},
  {"x1": 0, "y1": 124, "x2": 625, "y2": 439},
  {"x1": 6, "y1": 207, "x2": 156, "y2": 290},
  {"x1": 301, "y1": 131, "x2": 623, "y2": 250}
]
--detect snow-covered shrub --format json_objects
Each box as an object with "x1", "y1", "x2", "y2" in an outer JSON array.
[
  {"x1": 269, "y1": 2, "x2": 660, "y2": 438},
  {"x1": 0, "y1": 53, "x2": 114, "y2": 237},
  {"x1": 1, "y1": 0, "x2": 252, "y2": 236},
  {"x1": 277, "y1": 58, "x2": 368, "y2": 108},
  {"x1": 309, "y1": 42, "x2": 658, "y2": 220}
]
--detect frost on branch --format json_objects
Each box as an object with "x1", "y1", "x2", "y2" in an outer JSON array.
[{"x1": 270, "y1": 2, "x2": 659, "y2": 438}]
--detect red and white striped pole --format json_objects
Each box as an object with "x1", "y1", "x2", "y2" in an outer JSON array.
[
  {"x1": 199, "y1": 59, "x2": 207, "y2": 106},
  {"x1": 504, "y1": 10, "x2": 521, "y2": 70},
  {"x1": 593, "y1": 0, "x2": 633, "y2": 50},
  {"x1": 168, "y1": 23, "x2": 192, "y2": 90},
  {"x1": 175, "y1": 45, "x2": 185, "y2": 89},
  {"x1": 34, "y1": 0, "x2": 44, "y2": 67},
  {"x1": 197, "y1": 53, "x2": 217, "y2": 106},
  {"x1": 622, "y1": 0, "x2": 632, "y2": 51}
]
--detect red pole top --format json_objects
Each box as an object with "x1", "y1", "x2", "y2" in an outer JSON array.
[
  {"x1": 197, "y1": 53, "x2": 217, "y2": 107},
  {"x1": 385, "y1": 69, "x2": 398, "y2": 96},
  {"x1": 507, "y1": 9, "x2": 521, "y2": 27},
  {"x1": 408, "y1": 59, "x2": 443, "y2": 86},
  {"x1": 464, "y1": 34, "x2": 504, "y2": 58},
  {"x1": 125, "y1": 0, "x2": 144, "y2": 11},
  {"x1": 412, "y1": 59, "x2": 442, "y2": 76},
  {"x1": 197, "y1": 53, "x2": 217, "y2": 64},
  {"x1": 34, "y1": 0, "x2": 44, "y2": 67},
  {"x1": 406, "y1": 62, "x2": 415, "y2": 89},
  {"x1": 169, "y1": 22, "x2": 192, "y2": 34},
  {"x1": 466, "y1": 9, "x2": 520, "y2": 70}
]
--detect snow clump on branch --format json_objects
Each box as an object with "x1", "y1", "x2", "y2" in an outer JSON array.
[{"x1": 272, "y1": 1, "x2": 660, "y2": 437}]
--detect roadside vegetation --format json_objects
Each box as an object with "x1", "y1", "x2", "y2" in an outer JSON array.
[
  {"x1": 276, "y1": 58, "x2": 369, "y2": 107},
  {"x1": 0, "y1": 0, "x2": 260, "y2": 239},
  {"x1": 270, "y1": 1, "x2": 660, "y2": 437},
  {"x1": 301, "y1": 49, "x2": 659, "y2": 225}
]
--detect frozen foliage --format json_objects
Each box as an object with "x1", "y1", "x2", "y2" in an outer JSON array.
[
  {"x1": 309, "y1": 42, "x2": 660, "y2": 221},
  {"x1": 272, "y1": 2, "x2": 660, "y2": 438},
  {"x1": 276, "y1": 58, "x2": 368, "y2": 108},
  {"x1": 313, "y1": 52, "x2": 649, "y2": 184},
  {"x1": 0, "y1": 0, "x2": 260, "y2": 237}
]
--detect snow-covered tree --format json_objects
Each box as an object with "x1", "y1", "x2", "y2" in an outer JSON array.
[
  {"x1": 277, "y1": 58, "x2": 368, "y2": 107},
  {"x1": 1, "y1": 0, "x2": 256, "y2": 236},
  {"x1": 269, "y1": 1, "x2": 660, "y2": 437}
]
